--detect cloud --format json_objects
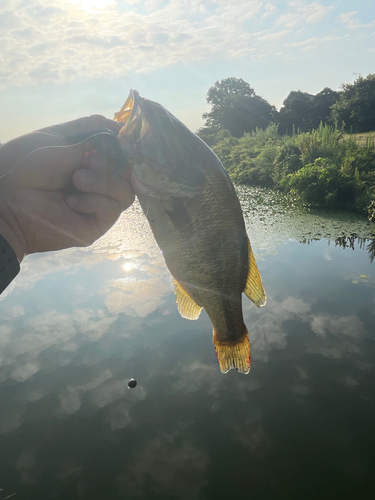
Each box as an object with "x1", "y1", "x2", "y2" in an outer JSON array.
[
  {"x1": 276, "y1": 0, "x2": 333, "y2": 29},
  {"x1": 261, "y1": 2, "x2": 278, "y2": 19},
  {"x1": 58, "y1": 369, "x2": 135, "y2": 415},
  {"x1": 246, "y1": 295, "x2": 311, "y2": 363},
  {"x1": 115, "y1": 437, "x2": 209, "y2": 499},
  {"x1": 258, "y1": 29, "x2": 291, "y2": 41},
  {"x1": 283, "y1": 35, "x2": 342, "y2": 47},
  {"x1": 106, "y1": 275, "x2": 172, "y2": 317},
  {"x1": 339, "y1": 11, "x2": 375, "y2": 30},
  {"x1": 0, "y1": 0, "x2": 335, "y2": 87}
]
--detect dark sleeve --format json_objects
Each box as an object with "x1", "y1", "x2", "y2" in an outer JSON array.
[{"x1": 0, "y1": 234, "x2": 20, "y2": 294}]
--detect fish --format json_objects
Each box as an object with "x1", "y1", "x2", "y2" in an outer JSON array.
[{"x1": 114, "y1": 90, "x2": 266, "y2": 374}]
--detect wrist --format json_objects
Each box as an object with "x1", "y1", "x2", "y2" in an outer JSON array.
[{"x1": 0, "y1": 217, "x2": 25, "y2": 263}]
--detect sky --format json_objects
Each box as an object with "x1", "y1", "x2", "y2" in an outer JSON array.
[{"x1": 0, "y1": 0, "x2": 374, "y2": 142}]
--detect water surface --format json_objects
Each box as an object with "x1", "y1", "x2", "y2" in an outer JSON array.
[{"x1": 1, "y1": 188, "x2": 375, "y2": 499}]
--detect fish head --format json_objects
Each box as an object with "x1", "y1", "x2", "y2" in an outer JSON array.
[{"x1": 114, "y1": 90, "x2": 218, "y2": 199}]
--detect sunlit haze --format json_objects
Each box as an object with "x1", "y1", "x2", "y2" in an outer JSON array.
[
  {"x1": 0, "y1": 0, "x2": 374, "y2": 141},
  {"x1": 67, "y1": 0, "x2": 116, "y2": 11}
]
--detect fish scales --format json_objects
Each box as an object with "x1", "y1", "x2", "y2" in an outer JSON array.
[
  {"x1": 115, "y1": 90, "x2": 266, "y2": 374},
  {"x1": 141, "y1": 166, "x2": 248, "y2": 340}
]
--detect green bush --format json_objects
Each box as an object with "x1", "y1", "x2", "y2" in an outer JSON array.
[
  {"x1": 285, "y1": 158, "x2": 356, "y2": 208},
  {"x1": 207, "y1": 123, "x2": 375, "y2": 218}
]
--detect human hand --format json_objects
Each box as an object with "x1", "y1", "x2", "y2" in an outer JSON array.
[{"x1": 0, "y1": 115, "x2": 135, "y2": 261}]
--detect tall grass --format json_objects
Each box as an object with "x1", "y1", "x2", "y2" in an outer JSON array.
[{"x1": 207, "y1": 124, "x2": 375, "y2": 219}]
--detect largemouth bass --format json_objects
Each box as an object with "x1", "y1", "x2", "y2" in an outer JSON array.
[{"x1": 114, "y1": 90, "x2": 266, "y2": 374}]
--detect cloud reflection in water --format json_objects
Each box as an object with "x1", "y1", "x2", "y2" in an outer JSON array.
[{"x1": 0, "y1": 199, "x2": 375, "y2": 498}]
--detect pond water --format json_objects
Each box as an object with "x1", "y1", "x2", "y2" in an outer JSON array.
[{"x1": 1, "y1": 187, "x2": 375, "y2": 500}]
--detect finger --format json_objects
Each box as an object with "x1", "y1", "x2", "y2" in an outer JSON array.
[
  {"x1": 84, "y1": 149, "x2": 120, "y2": 175},
  {"x1": 39, "y1": 115, "x2": 122, "y2": 138},
  {"x1": 66, "y1": 191, "x2": 121, "y2": 220},
  {"x1": 84, "y1": 148, "x2": 130, "y2": 178},
  {"x1": 73, "y1": 169, "x2": 135, "y2": 209},
  {"x1": 65, "y1": 192, "x2": 123, "y2": 243}
]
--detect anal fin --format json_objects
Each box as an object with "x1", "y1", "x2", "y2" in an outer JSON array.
[
  {"x1": 213, "y1": 332, "x2": 250, "y2": 374},
  {"x1": 244, "y1": 237, "x2": 266, "y2": 307},
  {"x1": 173, "y1": 279, "x2": 202, "y2": 320}
]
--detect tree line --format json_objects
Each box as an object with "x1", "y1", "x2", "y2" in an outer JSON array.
[
  {"x1": 198, "y1": 74, "x2": 375, "y2": 141},
  {"x1": 196, "y1": 75, "x2": 375, "y2": 220}
]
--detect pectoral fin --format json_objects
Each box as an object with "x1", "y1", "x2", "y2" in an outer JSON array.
[
  {"x1": 243, "y1": 237, "x2": 266, "y2": 307},
  {"x1": 173, "y1": 279, "x2": 202, "y2": 320}
]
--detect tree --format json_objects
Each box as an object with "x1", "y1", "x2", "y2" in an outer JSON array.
[
  {"x1": 331, "y1": 74, "x2": 375, "y2": 133},
  {"x1": 278, "y1": 88, "x2": 340, "y2": 134},
  {"x1": 308, "y1": 87, "x2": 340, "y2": 129},
  {"x1": 202, "y1": 77, "x2": 277, "y2": 137},
  {"x1": 278, "y1": 90, "x2": 314, "y2": 134}
]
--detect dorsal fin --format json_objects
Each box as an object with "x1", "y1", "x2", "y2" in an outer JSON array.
[
  {"x1": 243, "y1": 237, "x2": 266, "y2": 307},
  {"x1": 173, "y1": 279, "x2": 202, "y2": 320}
]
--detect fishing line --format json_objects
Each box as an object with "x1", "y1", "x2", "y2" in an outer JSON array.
[
  {"x1": 0, "y1": 131, "x2": 123, "y2": 181},
  {"x1": 126, "y1": 266, "x2": 137, "y2": 389},
  {"x1": 127, "y1": 325, "x2": 137, "y2": 388}
]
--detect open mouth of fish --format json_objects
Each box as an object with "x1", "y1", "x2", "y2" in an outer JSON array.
[
  {"x1": 114, "y1": 89, "x2": 139, "y2": 127},
  {"x1": 113, "y1": 90, "x2": 173, "y2": 198}
]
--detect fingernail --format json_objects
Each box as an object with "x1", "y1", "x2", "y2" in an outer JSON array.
[
  {"x1": 66, "y1": 194, "x2": 79, "y2": 207},
  {"x1": 78, "y1": 169, "x2": 94, "y2": 185}
]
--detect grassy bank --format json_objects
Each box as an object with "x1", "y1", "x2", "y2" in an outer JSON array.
[{"x1": 203, "y1": 125, "x2": 375, "y2": 220}]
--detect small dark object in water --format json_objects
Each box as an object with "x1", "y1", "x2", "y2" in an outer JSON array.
[{"x1": 128, "y1": 378, "x2": 137, "y2": 389}]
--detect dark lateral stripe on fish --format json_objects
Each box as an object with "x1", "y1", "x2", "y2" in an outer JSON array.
[{"x1": 165, "y1": 198, "x2": 193, "y2": 232}]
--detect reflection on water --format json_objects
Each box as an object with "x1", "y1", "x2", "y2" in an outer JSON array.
[
  {"x1": 331, "y1": 235, "x2": 375, "y2": 262},
  {"x1": 0, "y1": 189, "x2": 375, "y2": 499},
  {"x1": 239, "y1": 185, "x2": 375, "y2": 260}
]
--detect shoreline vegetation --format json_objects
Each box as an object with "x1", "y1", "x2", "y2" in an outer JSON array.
[
  {"x1": 203, "y1": 125, "x2": 375, "y2": 220},
  {"x1": 196, "y1": 75, "x2": 375, "y2": 220}
]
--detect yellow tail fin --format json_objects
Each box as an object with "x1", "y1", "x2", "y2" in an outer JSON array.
[{"x1": 213, "y1": 332, "x2": 250, "y2": 374}]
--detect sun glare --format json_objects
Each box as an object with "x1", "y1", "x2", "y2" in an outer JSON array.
[
  {"x1": 123, "y1": 262, "x2": 134, "y2": 272},
  {"x1": 67, "y1": 0, "x2": 116, "y2": 12}
]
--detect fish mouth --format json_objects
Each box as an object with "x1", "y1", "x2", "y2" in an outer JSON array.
[
  {"x1": 115, "y1": 90, "x2": 210, "y2": 205},
  {"x1": 113, "y1": 89, "x2": 140, "y2": 125},
  {"x1": 115, "y1": 90, "x2": 202, "y2": 200},
  {"x1": 114, "y1": 90, "x2": 164, "y2": 197}
]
